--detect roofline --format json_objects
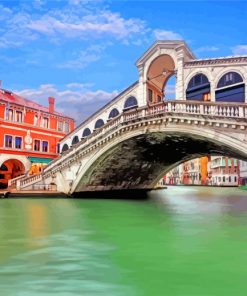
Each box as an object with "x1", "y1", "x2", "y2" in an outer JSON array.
[
  {"x1": 135, "y1": 40, "x2": 196, "y2": 66},
  {"x1": 61, "y1": 81, "x2": 139, "y2": 140},
  {"x1": 0, "y1": 89, "x2": 74, "y2": 122}
]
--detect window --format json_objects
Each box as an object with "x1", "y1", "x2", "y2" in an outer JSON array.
[
  {"x1": 16, "y1": 111, "x2": 23, "y2": 122},
  {"x1": 108, "y1": 108, "x2": 119, "y2": 119},
  {"x1": 216, "y1": 72, "x2": 244, "y2": 102},
  {"x1": 5, "y1": 135, "x2": 12, "y2": 148},
  {"x1": 61, "y1": 144, "x2": 69, "y2": 152},
  {"x1": 58, "y1": 121, "x2": 63, "y2": 131},
  {"x1": 15, "y1": 137, "x2": 22, "y2": 149},
  {"x1": 64, "y1": 122, "x2": 69, "y2": 133},
  {"x1": 34, "y1": 114, "x2": 38, "y2": 126},
  {"x1": 148, "y1": 89, "x2": 153, "y2": 103},
  {"x1": 229, "y1": 176, "x2": 231, "y2": 183},
  {"x1": 42, "y1": 141, "x2": 48, "y2": 152},
  {"x1": 72, "y1": 136, "x2": 79, "y2": 145},
  {"x1": 94, "y1": 119, "x2": 104, "y2": 129},
  {"x1": 42, "y1": 117, "x2": 49, "y2": 128},
  {"x1": 34, "y1": 140, "x2": 40, "y2": 151},
  {"x1": 157, "y1": 95, "x2": 162, "y2": 103},
  {"x1": 186, "y1": 74, "x2": 210, "y2": 101},
  {"x1": 7, "y1": 109, "x2": 14, "y2": 121},
  {"x1": 82, "y1": 128, "x2": 91, "y2": 138},
  {"x1": 123, "y1": 96, "x2": 138, "y2": 110}
]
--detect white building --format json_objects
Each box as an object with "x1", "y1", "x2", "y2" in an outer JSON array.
[
  {"x1": 239, "y1": 161, "x2": 247, "y2": 185},
  {"x1": 210, "y1": 156, "x2": 239, "y2": 186}
]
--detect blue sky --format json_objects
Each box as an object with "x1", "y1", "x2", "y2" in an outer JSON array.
[{"x1": 1, "y1": 0, "x2": 247, "y2": 123}]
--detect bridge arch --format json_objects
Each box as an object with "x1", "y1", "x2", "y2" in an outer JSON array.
[
  {"x1": 215, "y1": 71, "x2": 245, "y2": 103},
  {"x1": 82, "y1": 128, "x2": 91, "y2": 138},
  {"x1": 108, "y1": 108, "x2": 120, "y2": 119},
  {"x1": 186, "y1": 73, "x2": 211, "y2": 101},
  {"x1": 71, "y1": 125, "x2": 247, "y2": 193},
  {"x1": 94, "y1": 119, "x2": 104, "y2": 129},
  {"x1": 146, "y1": 54, "x2": 176, "y2": 103}
]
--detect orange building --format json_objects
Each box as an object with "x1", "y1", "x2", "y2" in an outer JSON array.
[{"x1": 0, "y1": 88, "x2": 74, "y2": 188}]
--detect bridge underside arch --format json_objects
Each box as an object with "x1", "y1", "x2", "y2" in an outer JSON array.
[{"x1": 73, "y1": 131, "x2": 247, "y2": 193}]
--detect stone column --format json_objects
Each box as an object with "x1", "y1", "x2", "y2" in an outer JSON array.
[
  {"x1": 175, "y1": 54, "x2": 184, "y2": 100},
  {"x1": 137, "y1": 65, "x2": 147, "y2": 107}
]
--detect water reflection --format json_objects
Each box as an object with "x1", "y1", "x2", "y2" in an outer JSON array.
[{"x1": 0, "y1": 187, "x2": 246, "y2": 295}]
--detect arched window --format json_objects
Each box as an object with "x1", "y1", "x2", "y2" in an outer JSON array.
[
  {"x1": 82, "y1": 128, "x2": 91, "y2": 138},
  {"x1": 123, "y1": 96, "x2": 138, "y2": 110},
  {"x1": 108, "y1": 108, "x2": 119, "y2": 119},
  {"x1": 216, "y1": 72, "x2": 245, "y2": 102},
  {"x1": 72, "y1": 135, "x2": 79, "y2": 145},
  {"x1": 61, "y1": 144, "x2": 69, "y2": 152},
  {"x1": 0, "y1": 164, "x2": 8, "y2": 171},
  {"x1": 186, "y1": 74, "x2": 210, "y2": 101},
  {"x1": 94, "y1": 119, "x2": 104, "y2": 129}
]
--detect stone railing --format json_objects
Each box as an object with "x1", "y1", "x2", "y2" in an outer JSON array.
[
  {"x1": 18, "y1": 100, "x2": 247, "y2": 190},
  {"x1": 17, "y1": 173, "x2": 43, "y2": 190},
  {"x1": 8, "y1": 174, "x2": 26, "y2": 188}
]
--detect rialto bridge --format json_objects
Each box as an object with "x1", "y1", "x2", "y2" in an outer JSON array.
[{"x1": 11, "y1": 40, "x2": 247, "y2": 194}]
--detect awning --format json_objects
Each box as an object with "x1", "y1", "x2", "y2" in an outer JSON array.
[{"x1": 28, "y1": 157, "x2": 53, "y2": 164}]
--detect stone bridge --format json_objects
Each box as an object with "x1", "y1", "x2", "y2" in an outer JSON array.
[{"x1": 11, "y1": 40, "x2": 247, "y2": 194}]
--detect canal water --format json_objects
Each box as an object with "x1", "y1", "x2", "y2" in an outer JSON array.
[{"x1": 0, "y1": 186, "x2": 247, "y2": 295}]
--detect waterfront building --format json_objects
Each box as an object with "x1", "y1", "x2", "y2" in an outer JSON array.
[
  {"x1": 239, "y1": 161, "x2": 247, "y2": 185},
  {"x1": 165, "y1": 165, "x2": 182, "y2": 185},
  {"x1": 0, "y1": 88, "x2": 74, "y2": 188},
  {"x1": 210, "y1": 156, "x2": 239, "y2": 186}
]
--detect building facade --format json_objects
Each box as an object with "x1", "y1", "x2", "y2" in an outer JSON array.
[
  {"x1": 239, "y1": 160, "x2": 247, "y2": 185},
  {"x1": 210, "y1": 156, "x2": 239, "y2": 186},
  {"x1": 0, "y1": 88, "x2": 74, "y2": 188}
]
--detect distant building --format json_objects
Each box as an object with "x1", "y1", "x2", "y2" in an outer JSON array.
[
  {"x1": 210, "y1": 156, "x2": 239, "y2": 186},
  {"x1": 239, "y1": 160, "x2": 247, "y2": 185},
  {"x1": 163, "y1": 155, "x2": 241, "y2": 187},
  {"x1": 0, "y1": 88, "x2": 75, "y2": 188}
]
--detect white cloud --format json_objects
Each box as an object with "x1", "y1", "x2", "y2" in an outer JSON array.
[
  {"x1": 59, "y1": 43, "x2": 110, "y2": 69},
  {"x1": 15, "y1": 84, "x2": 118, "y2": 124},
  {"x1": 195, "y1": 46, "x2": 219, "y2": 53},
  {"x1": 231, "y1": 45, "x2": 247, "y2": 55},
  {"x1": 153, "y1": 29, "x2": 182, "y2": 40},
  {"x1": 25, "y1": 10, "x2": 146, "y2": 41}
]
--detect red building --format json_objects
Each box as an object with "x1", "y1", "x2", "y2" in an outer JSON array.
[{"x1": 0, "y1": 88, "x2": 74, "y2": 188}]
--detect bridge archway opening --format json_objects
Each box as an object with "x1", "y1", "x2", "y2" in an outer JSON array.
[
  {"x1": 74, "y1": 131, "x2": 247, "y2": 192},
  {"x1": 72, "y1": 135, "x2": 79, "y2": 145},
  {"x1": 215, "y1": 71, "x2": 245, "y2": 102},
  {"x1": 61, "y1": 143, "x2": 69, "y2": 153},
  {"x1": 186, "y1": 73, "x2": 211, "y2": 101},
  {"x1": 146, "y1": 54, "x2": 176, "y2": 104},
  {"x1": 82, "y1": 128, "x2": 91, "y2": 138},
  {"x1": 109, "y1": 108, "x2": 120, "y2": 119},
  {"x1": 0, "y1": 159, "x2": 25, "y2": 189},
  {"x1": 95, "y1": 119, "x2": 104, "y2": 130},
  {"x1": 123, "y1": 96, "x2": 138, "y2": 111}
]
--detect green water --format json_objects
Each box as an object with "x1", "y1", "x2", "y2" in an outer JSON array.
[{"x1": 0, "y1": 187, "x2": 247, "y2": 296}]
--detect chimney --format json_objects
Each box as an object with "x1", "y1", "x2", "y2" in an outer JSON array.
[{"x1": 48, "y1": 97, "x2": 55, "y2": 113}]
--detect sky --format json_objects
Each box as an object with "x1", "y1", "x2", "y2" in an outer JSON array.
[{"x1": 1, "y1": 0, "x2": 247, "y2": 124}]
